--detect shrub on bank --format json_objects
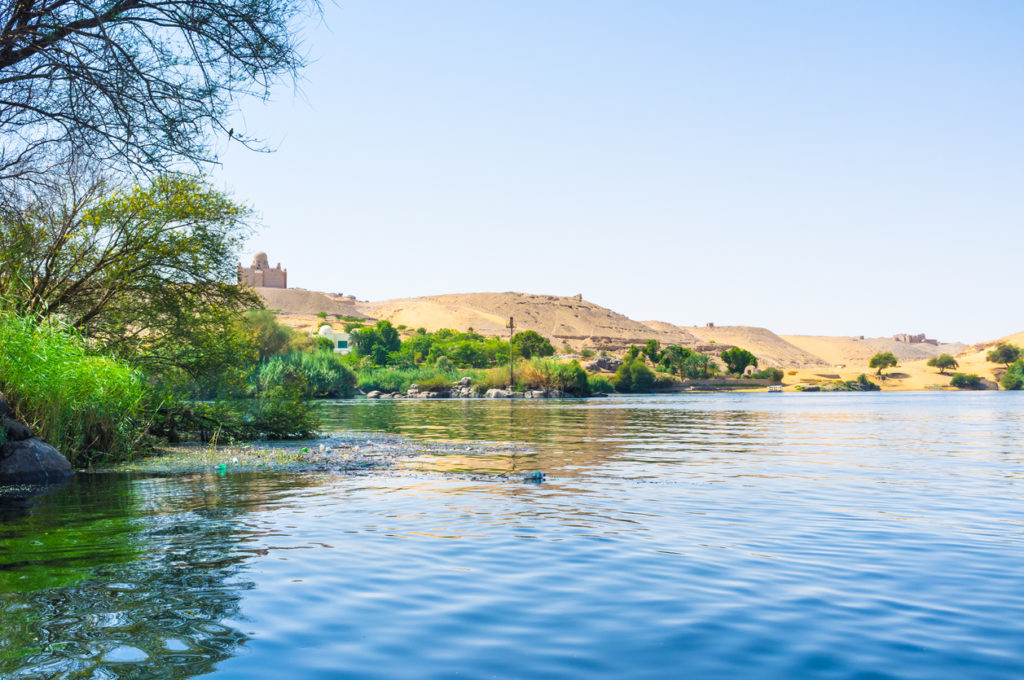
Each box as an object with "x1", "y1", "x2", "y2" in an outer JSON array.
[
  {"x1": 1001, "y1": 360, "x2": 1023, "y2": 390},
  {"x1": 752, "y1": 367, "x2": 784, "y2": 382},
  {"x1": 587, "y1": 375, "x2": 615, "y2": 393},
  {"x1": 950, "y1": 373, "x2": 984, "y2": 390},
  {"x1": 0, "y1": 312, "x2": 147, "y2": 463},
  {"x1": 258, "y1": 351, "x2": 356, "y2": 398},
  {"x1": 613, "y1": 358, "x2": 655, "y2": 393},
  {"x1": 356, "y1": 366, "x2": 463, "y2": 394}
]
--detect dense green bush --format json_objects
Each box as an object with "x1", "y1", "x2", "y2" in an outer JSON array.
[
  {"x1": 1000, "y1": 360, "x2": 1023, "y2": 390},
  {"x1": 258, "y1": 351, "x2": 356, "y2": 398},
  {"x1": 0, "y1": 313, "x2": 147, "y2": 463},
  {"x1": 518, "y1": 359, "x2": 590, "y2": 395},
  {"x1": 613, "y1": 358, "x2": 655, "y2": 393},
  {"x1": 513, "y1": 330, "x2": 556, "y2": 359},
  {"x1": 854, "y1": 373, "x2": 880, "y2": 391},
  {"x1": 393, "y1": 328, "x2": 510, "y2": 369},
  {"x1": 587, "y1": 375, "x2": 615, "y2": 393},
  {"x1": 752, "y1": 367, "x2": 784, "y2": 382},
  {"x1": 950, "y1": 373, "x2": 984, "y2": 390},
  {"x1": 720, "y1": 347, "x2": 758, "y2": 375}
]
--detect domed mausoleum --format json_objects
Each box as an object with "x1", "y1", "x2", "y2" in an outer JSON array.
[{"x1": 238, "y1": 251, "x2": 287, "y2": 288}]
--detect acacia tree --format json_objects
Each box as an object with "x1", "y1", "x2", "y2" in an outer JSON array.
[
  {"x1": 0, "y1": 0, "x2": 316, "y2": 180},
  {"x1": 869, "y1": 351, "x2": 898, "y2": 377},
  {"x1": 987, "y1": 343, "x2": 1021, "y2": 368},
  {"x1": 926, "y1": 354, "x2": 959, "y2": 375}
]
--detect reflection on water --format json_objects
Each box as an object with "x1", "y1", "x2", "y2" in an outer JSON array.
[
  {"x1": 1, "y1": 392, "x2": 1023, "y2": 678},
  {"x1": 0, "y1": 474, "x2": 323, "y2": 678}
]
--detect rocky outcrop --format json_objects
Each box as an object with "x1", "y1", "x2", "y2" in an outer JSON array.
[
  {"x1": 364, "y1": 378, "x2": 579, "y2": 400},
  {"x1": 0, "y1": 396, "x2": 74, "y2": 485},
  {"x1": 585, "y1": 356, "x2": 622, "y2": 373},
  {"x1": 484, "y1": 388, "x2": 514, "y2": 399}
]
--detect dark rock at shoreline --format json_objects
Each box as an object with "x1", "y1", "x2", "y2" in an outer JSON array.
[
  {"x1": 2, "y1": 416, "x2": 33, "y2": 441},
  {"x1": 0, "y1": 395, "x2": 75, "y2": 485},
  {"x1": 484, "y1": 388, "x2": 514, "y2": 399},
  {"x1": 1, "y1": 438, "x2": 73, "y2": 484}
]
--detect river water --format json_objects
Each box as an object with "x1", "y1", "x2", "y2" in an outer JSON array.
[{"x1": 2, "y1": 392, "x2": 1024, "y2": 678}]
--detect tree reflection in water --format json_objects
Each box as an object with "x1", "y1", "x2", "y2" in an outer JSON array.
[{"x1": 0, "y1": 472, "x2": 311, "y2": 679}]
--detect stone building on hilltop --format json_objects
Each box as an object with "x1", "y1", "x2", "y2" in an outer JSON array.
[{"x1": 239, "y1": 251, "x2": 287, "y2": 289}]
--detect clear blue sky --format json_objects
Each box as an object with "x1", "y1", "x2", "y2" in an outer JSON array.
[{"x1": 215, "y1": 1, "x2": 1024, "y2": 343}]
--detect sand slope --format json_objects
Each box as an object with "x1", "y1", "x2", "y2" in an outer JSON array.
[
  {"x1": 781, "y1": 335, "x2": 967, "y2": 368},
  {"x1": 256, "y1": 288, "x2": 369, "y2": 318},
  {"x1": 358, "y1": 292, "x2": 702, "y2": 351}
]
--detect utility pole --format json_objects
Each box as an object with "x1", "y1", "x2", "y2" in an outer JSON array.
[{"x1": 506, "y1": 316, "x2": 515, "y2": 389}]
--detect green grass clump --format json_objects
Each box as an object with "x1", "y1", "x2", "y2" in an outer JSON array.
[
  {"x1": 0, "y1": 312, "x2": 147, "y2": 463},
  {"x1": 587, "y1": 375, "x2": 614, "y2": 393},
  {"x1": 356, "y1": 366, "x2": 463, "y2": 394}
]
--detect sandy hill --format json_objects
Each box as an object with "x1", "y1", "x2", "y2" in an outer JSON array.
[
  {"x1": 781, "y1": 335, "x2": 967, "y2": 368},
  {"x1": 779, "y1": 330, "x2": 1021, "y2": 391},
  {"x1": 641, "y1": 322, "x2": 829, "y2": 369},
  {"x1": 256, "y1": 288, "x2": 370, "y2": 318},
  {"x1": 969, "y1": 330, "x2": 1024, "y2": 352},
  {"x1": 357, "y1": 292, "x2": 701, "y2": 351},
  {"x1": 256, "y1": 284, "x2": 1021, "y2": 385}
]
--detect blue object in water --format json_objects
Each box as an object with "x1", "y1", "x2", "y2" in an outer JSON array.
[
  {"x1": 218, "y1": 463, "x2": 226, "y2": 476},
  {"x1": 523, "y1": 471, "x2": 546, "y2": 483}
]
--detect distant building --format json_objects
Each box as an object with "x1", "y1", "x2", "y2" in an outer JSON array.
[
  {"x1": 318, "y1": 325, "x2": 351, "y2": 354},
  {"x1": 893, "y1": 333, "x2": 938, "y2": 346},
  {"x1": 239, "y1": 251, "x2": 287, "y2": 289}
]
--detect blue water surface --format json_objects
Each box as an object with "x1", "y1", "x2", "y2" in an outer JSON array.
[{"x1": 2, "y1": 392, "x2": 1023, "y2": 678}]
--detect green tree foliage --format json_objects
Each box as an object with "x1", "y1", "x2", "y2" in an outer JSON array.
[
  {"x1": 1000, "y1": 359, "x2": 1024, "y2": 390},
  {"x1": 244, "y1": 310, "x2": 303, "y2": 361},
  {"x1": 612, "y1": 357, "x2": 655, "y2": 393},
  {"x1": 513, "y1": 330, "x2": 555, "y2": 359},
  {"x1": 987, "y1": 343, "x2": 1021, "y2": 367},
  {"x1": 376, "y1": 328, "x2": 510, "y2": 369},
  {"x1": 950, "y1": 373, "x2": 985, "y2": 390},
  {"x1": 720, "y1": 347, "x2": 758, "y2": 375},
  {"x1": 869, "y1": 351, "x2": 899, "y2": 377},
  {"x1": 657, "y1": 345, "x2": 718, "y2": 380},
  {"x1": 926, "y1": 354, "x2": 959, "y2": 375},
  {"x1": 0, "y1": 0, "x2": 314, "y2": 179},
  {"x1": 643, "y1": 339, "x2": 662, "y2": 364},
  {"x1": 0, "y1": 173, "x2": 259, "y2": 381},
  {"x1": 350, "y1": 321, "x2": 402, "y2": 365}
]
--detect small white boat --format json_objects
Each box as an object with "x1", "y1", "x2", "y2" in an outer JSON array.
[{"x1": 767, "y1": 385, "x2": 783, "y2": 392}]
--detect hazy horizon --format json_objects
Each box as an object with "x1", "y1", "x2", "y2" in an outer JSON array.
[{"x1": 215, "y1": 1, "x2": 1024, "y2": 344}]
